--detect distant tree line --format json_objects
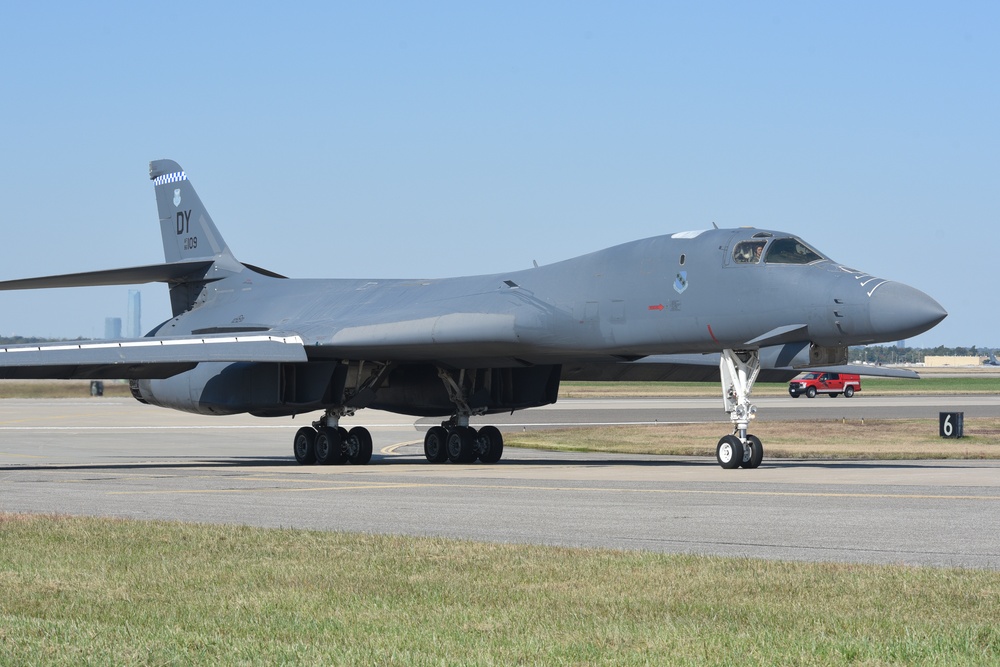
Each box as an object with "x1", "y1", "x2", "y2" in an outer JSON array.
[{"x1": 850, "y1": 345, "x2": 993, "y2": 365}]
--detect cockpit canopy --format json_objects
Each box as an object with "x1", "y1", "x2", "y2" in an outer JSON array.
[{"x1": 732, "y1": 235, "x2": 824, "y2": 265}]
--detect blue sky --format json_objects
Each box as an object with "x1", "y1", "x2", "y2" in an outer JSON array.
[{"x1": 0, "y1": 2, "x2": 995, "y2": 347}]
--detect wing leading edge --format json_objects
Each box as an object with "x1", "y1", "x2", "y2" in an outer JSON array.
[{"x1": 0, "y1": 334, "x2": 307, "y2": 380}]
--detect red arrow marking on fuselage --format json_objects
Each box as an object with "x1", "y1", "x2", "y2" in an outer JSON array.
[{"x1": 648, "y1": 304, "x2": 664, "y2": 311}]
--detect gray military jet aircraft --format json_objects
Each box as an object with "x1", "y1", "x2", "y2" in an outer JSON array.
[{"x1": 0, "y1": 160, "x2": 946, "y2": 468}]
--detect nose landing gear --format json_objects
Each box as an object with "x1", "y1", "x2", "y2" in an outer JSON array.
[{"x1": 718, "y1": 349, "x2": 764, "y2": 469}]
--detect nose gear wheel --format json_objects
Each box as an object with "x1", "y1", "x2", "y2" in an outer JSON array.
[{"x1": 717, "y1": 349, "x2": 766, "y2": 470}]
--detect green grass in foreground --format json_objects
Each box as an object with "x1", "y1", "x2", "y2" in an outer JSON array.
[{"x1": 1, "y1": 515, "x2": 998, "y2": 666}]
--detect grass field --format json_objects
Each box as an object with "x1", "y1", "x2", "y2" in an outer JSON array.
[
  {"x1": 506, "y1": 418, "x2": 1000, "y2": 459},
  {"x1": 559, "y1": 376, "x2": 1000, "y2": 398},
  {"x1": 1, "y1": 514, "x2": 998, "y2": 666},
  {"x1": 0, "y1": 380, "x2": 132, "y2": 399},
  {"x1": 3, "y1": 378, "x2": 997, "y2": 663}
]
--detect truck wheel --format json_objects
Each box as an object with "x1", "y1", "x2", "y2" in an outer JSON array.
[
  {"x1": 844, "y1": 386, "x2": 855, "y2": 398},
  {"x1": 806, "y1": 386, "x2": 817, "y2": 398}
]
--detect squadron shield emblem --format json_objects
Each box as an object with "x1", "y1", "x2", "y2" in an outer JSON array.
[
  {"x1": 673, "y1": 271, "x2": 688, "y2": 294},
  {"x1": 173, "y1": 188, "x2": 182, "y2": 207}
]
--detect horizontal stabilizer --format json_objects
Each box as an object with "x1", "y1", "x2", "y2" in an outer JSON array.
[
  {"x1": 0, "y1": 333, "x2": 307, "y2": 380},
  {"x1": 0, "y1": 260, "x2": 216, "y2": 291}
]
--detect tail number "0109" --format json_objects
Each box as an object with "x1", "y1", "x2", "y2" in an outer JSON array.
[{"x1": 183, "y1": 237, "x2": 198, "y2": 250}]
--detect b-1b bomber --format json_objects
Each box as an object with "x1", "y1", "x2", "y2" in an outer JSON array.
[{"x1": 0, "y1": 160, "x2": 946, "y2": 468}]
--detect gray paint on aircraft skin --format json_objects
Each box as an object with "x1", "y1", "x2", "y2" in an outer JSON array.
[
  {"x1": 0, "y1": 160, "x2": 944, "y2": 372},
  {"x1": 147, "y1": 227, "x2": 939, "y2": 364}
]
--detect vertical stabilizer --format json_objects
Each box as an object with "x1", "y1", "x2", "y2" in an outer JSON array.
[{"x1": 150, "y1": 160, "x2": 233, "y2": 264}]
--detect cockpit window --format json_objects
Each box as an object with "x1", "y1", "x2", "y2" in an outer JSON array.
[
  {"x1": 732, "y1": 241, "x2": 766, "y2": 264},
  {"x1": 764, "y1": 237, "x2": 824, "y2": 264}
]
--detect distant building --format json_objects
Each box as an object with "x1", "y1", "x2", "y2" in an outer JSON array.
[
  {"x1": 126, "y1": 290, "x2": 142, "y2": 338},
  {"x1": 104, "y1": 317, "x2": 122, "y2": 340},
  {"x1": 924, "y1": 356, "x2": 982, "y2": 367}
]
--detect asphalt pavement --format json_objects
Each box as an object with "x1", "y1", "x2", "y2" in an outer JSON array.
[{"x1": 1, "y1": 396, "x2": 998, "y2": 569}]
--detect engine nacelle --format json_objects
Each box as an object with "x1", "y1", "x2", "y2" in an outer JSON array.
[
  {"x1": 130, "y1": 363, "x2": 288, "y2": 415},
  {"x1": 130, "y1": 361, "x2": 562, "y2": 418}
]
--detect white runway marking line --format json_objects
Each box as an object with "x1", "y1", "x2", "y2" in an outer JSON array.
[{"x1": 105, "y1": 479, "x2": 1000, "y2": 502}]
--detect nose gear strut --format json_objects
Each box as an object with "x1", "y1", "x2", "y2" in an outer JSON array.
[{"x1": 718, "y1": 349, "x2": 764, "y2": 469}]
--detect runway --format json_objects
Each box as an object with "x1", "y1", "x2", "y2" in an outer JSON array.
[{"x1": 1, "y1": 397, "x2": 998, "y2": 570}]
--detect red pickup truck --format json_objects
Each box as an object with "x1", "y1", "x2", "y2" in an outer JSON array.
[{"x1": 788, "y1": 372, "x2": 861, "y2": 398}]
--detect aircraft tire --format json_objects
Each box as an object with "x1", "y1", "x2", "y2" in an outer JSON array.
[
  {"x1": 716, "y1": 435, "x2": 744, "y2": 469},
  {"x1": 740, "y1": 435, "x2": 763, "y2": 469},
  {"x1": 477, "y1": 426, "x2": 504, "y2": 464},
  {"x1": 348, "y1": 426, "x2": 373, "y2": 465},
  {"x1": 447, "y1": 427, "x2": 477, "y2": 463},
  {"x1": 424, "y1": 426, "x2": 449, "y2": 463},
  {"x1": 293, "y1": 427, "x2": 317, "y2": 465},
  {"x1": 315, "y1": 427, "x2": 346, "y2": 465}
]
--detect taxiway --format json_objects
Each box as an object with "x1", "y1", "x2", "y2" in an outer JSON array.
[{"x1": 1, "y1": 397, "x2": 997, "y2": 569}]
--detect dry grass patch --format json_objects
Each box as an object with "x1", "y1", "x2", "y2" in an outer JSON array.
[
  {"x1": 559, "y1": 377, "x2": 1000, "y2": 398},
  {"x1": 0, "y1": 380, "x2": 131, "y2": 398},
  {"x1": 507, "y1": 418, "x2": 1000, "y2": 459}
]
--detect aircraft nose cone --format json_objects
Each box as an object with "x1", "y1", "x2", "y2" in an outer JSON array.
[{"x1": 868, "y1": 282, "x2": 947, "y2": 341}]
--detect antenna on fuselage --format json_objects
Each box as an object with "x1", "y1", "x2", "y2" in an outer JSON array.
[{"x1": 712, "y1": 221, "x2": 719, "y2": 229}]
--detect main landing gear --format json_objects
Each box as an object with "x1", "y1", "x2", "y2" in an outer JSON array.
[
  {"x1": 716, "y1": 349, "x2": 764, "y2": 469},
  {"x1": 423, "y1": 368, "x2": 505, "y2": 464},
  {"x1": 423, "y1": 422, "x2": 504, "y2": 464},
  {"x1": 293, "y1": 408, "x2": 373, "y2": 466}
]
